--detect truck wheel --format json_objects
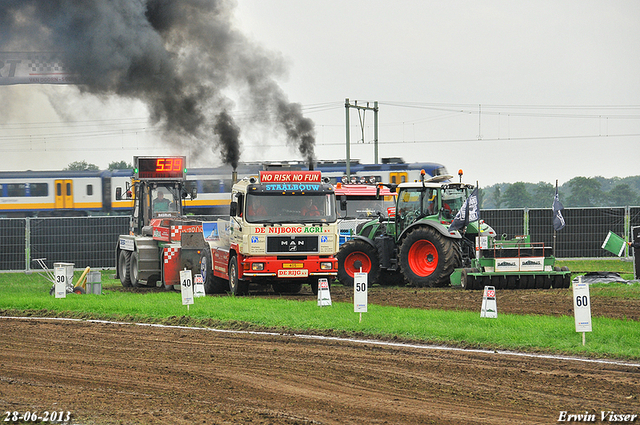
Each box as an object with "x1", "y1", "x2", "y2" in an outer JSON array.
[
  {"x1": 200, "y1": 251, "x2": 226, "y2": 294},
  {"x1": 229, "y1": 256, "x2": 249, "y2": 295},
  {"x1": 118, "y1": 250, "x2": 132, "y2": 287},
  {"x1": 337, "y1": 239, "x2": 380, "y2": 287},
  {"x1": 399, "y1": 227, "x2": 460, "y2": 287}
]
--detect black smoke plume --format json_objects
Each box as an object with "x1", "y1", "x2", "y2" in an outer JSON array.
[
  {"x1": 0, "y1": 0, "x2": 316, "y2": 166},
  {"x1": 214, "y1": 110, "x2": 240, "y2": 170}
]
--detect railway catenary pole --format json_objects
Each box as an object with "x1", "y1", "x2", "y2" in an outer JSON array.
[{"x1": 345, "y1": 98, "x2": 380, "y2": 179}]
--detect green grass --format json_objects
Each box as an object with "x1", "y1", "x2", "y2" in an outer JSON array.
[
  {"x1": 2, "y1": 268, "x2": 640, "y2": 360},
  {"x1": 557, "y1": 257, "x2": 634, "y2": 273}
]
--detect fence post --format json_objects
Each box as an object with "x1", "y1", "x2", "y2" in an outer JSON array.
[
  {"x1": 625, "y1": 205, "x2": 630, "y2": 257},
  {"x1": 25, "y1": 217, "x2": 31, "y2": 272}
]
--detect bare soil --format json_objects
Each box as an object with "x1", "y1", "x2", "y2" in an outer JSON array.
[{"x1": 1, "y1": 284, "x2": 639, "y2": 424}]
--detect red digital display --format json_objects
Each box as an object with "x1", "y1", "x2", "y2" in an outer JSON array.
[{"x1": 135, "y1": 156, "x2": 186, "y2": 180}]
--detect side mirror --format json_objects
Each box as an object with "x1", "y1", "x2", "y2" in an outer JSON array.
[
  {"x1": 115, "y1": 187, "x2": 122, "y2": 200},
  {"x1": 340, "y1": 195, "x2": 347, "y2": 211},
  {"x1": 230, "y1": 201, "x2": 238, "y2": 216},
  {"x1": 191, "y1": 187, "x2": 197, "y2": 200}
]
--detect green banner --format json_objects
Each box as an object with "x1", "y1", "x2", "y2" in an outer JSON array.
[{"x1": 601, "y1": 231, "x2": 626, "y2": 257}]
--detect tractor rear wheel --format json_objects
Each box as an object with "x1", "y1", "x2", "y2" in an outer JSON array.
[
  {"x1": 399, "y1": 227, "x2": 461, "y2": 287},
  {"x1": 118, "y1": 250, "x2": 132, "y2": 287},
  {"x1": 337, "y1": 239, "x2": 380, "y2": 287}
]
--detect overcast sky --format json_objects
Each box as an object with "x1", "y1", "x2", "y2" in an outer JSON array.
[{"x1": 1, "y1": 0, "x2": 639, "y2": 186}]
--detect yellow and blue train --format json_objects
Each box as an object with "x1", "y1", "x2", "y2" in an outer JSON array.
[{"x1": 0, "y1": 158, "x2": 447, "y2": 217}]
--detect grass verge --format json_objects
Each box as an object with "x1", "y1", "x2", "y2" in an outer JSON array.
[{"x1": 2, "y1": 270, "x2": 639, "y2": 360}]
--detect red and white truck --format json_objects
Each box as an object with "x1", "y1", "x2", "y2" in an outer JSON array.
[{"x1": 115, "y1": 156, "x2": 339, "y2": 295}]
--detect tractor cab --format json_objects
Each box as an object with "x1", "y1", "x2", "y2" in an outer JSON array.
[{"x1": 115, "y1": 156, "x2": 197, "y2": 236}]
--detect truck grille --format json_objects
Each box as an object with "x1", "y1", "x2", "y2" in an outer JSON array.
[{"x1": 267, "y1": 236, "x2": 319, "y2": 254}]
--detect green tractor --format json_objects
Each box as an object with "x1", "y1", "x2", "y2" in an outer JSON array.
[{"x1": 337, "y1": 172, "x2": 495, "y2": 287}]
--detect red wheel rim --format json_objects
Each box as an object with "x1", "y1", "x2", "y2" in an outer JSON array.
[
  {"x1": 408, "y1": 240, "x2": 438, "y2": 277},
  {"x1": 344, "y1": 251, "x2": 372, "y2": 276}
]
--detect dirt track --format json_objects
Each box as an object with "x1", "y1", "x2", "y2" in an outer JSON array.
[{"x1": 1, "y1": 285, "x2": 640, "y2": 424}]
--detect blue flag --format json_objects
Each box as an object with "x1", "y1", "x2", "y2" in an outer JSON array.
[
  {"x1": 449, "y1": 187, "x2": 479, "y2": 232},
  {"x1": 552, "y1": 187, "x2": 565, "y2": 231}
]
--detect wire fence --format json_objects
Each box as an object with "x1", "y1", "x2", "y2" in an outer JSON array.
[
  {"x1": 1, "y1": 207, "x2": 639, "y2": 272},
  {"x1": 1, "y1": 216, "x2": 130, "y2": 272}
]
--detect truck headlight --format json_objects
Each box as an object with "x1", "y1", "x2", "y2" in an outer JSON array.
[
  {"x1": 320, "y1": 262, "x2": 333, "y2": 270},
  {"x1": 252, "y1": 263, "x2": 265, "y2": 271}
]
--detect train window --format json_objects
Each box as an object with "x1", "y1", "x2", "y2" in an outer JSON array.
[
  {"x1": 57, "y1": 183, "x2": 62, "y2": 197},
  {"x1": 201, "y1": 180, "x2": 220, "y2": 193},
  {"x1": 223, "y1": 179, "x2": 234, "y2": 192},
  {"x1": 7, "y1": 184, "x2": 26, "y2": 197},
  {"x1": 87, "y1": 184, "x2": 93, "y2": 196},
  {"x1": 30, "y1": 183, "x2": 48, "y2": 197}
]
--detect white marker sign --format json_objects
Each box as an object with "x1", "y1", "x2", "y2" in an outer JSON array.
[
  {"x1": 572, "y1": 276, "x2": 592, "y2": 333},
  {"x1": 354, "y1": 272, "x2": 368, "y2": 313},
  {"x1": 193, "y1": 274, "x2": 206, "y2": 298},
  {"x1": 54, "y1": 266, "x2": 67, "y2": 298},
  {"x1": 317, "y1": 278, "x2": 332, "y2": 307},
  {"x1": 480, "y1": 286, "x2": 497, "y2": 318},
  {"x1": 180, "y1": 269, "x2": 194, "y2": 306}
]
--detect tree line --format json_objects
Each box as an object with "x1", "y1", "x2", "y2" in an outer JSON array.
[{"x1": 481, "y1": 176, "x2": 640, "y2": 209}]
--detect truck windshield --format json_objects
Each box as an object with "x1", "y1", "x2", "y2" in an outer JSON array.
[{"x1": 245, "y1": 193, "x2": 337, "y2": 224}]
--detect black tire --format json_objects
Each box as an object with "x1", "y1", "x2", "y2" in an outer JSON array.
[
  {"x1": 118, "y1": 250, "x2": 132, "y2": 287},
  {"x1": 310, "y1": 277, "x2": 319, "y2": 295},
  {"x1": 337, "y1": 239, "x2": 380, "y2": 287},
  {"x1": 228, "y1": 256, "x2": 249, "y2": 295},
  {"x1": 460, "y1": 268, "x2": 474, "y2": 290},
  {"x1": 520, "y1": 274, "x2": 534, "y2": 289},
  {"x1": 534, "y1": 274, "x2": 545, "y2": 289},
  {"x1": 200, "y1": 251, "x2": 226, "y2": 294},
  {"x1": 491, "y1": 275, "x2": 506, "y2": 290},
  {"x1": 130, "y1": 252, "x2": 142, "y2": 287},
  {"x1": 478, "y1": 275, "x2": 492, "y2": 290},
  {"x1": 399, "y1": 227, "x2": 461, "y2": 287},
  {"x1": 506, "y1": 274, "x2": 518, "y2": 290},
  {"x1": 561, "y1": 267, "x2": 572, "y2": 288},
  {"x1": 72, "y1": 286, "x2": 85, "y2": 294}
]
